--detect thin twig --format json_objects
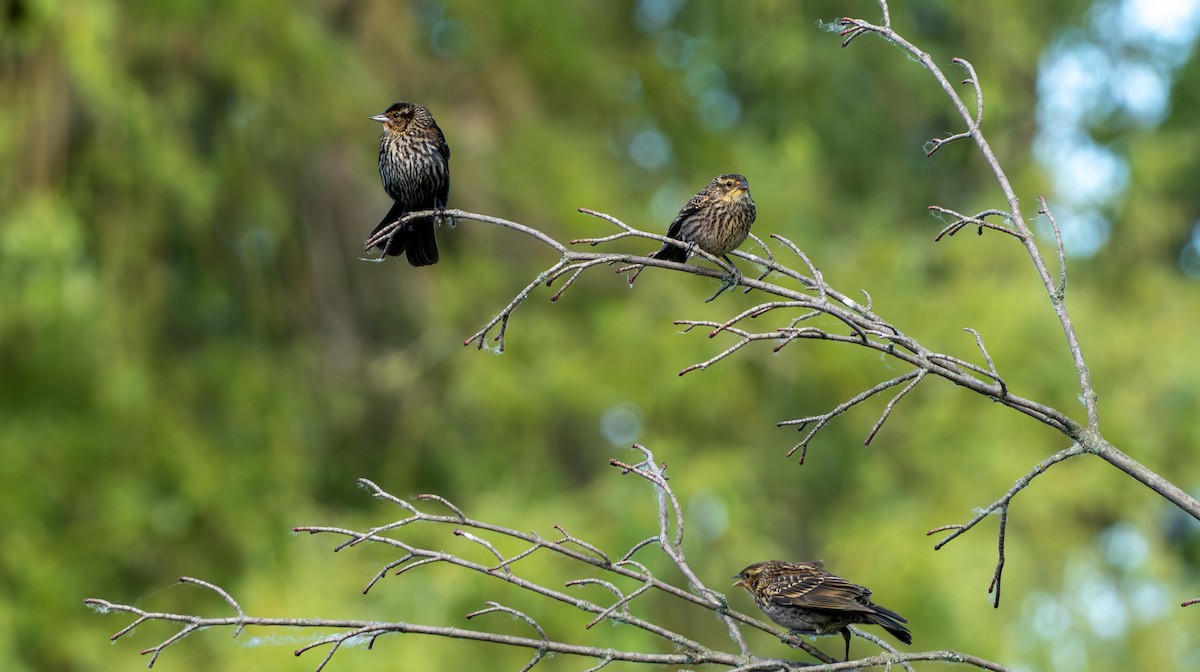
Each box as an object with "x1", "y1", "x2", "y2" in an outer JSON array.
[
  {"x1": 466, "y1": 602, "x2": 549, "y2": 672},
  {"x1": 1038, "y1": 197, "x2": 1069, "y2": 306},
  {"x1": 929, "y1": 206, "x2": 1019, "y2": 241},
  {"x1": 930, "y1": 444, "x2": 1086, "y2": 550},
  {"x1": 963, "y1": 328, "x2": 1006, "y2": 398},
  {"x1": 779, "y1": 372, "x2": 923, "y2": 463},
  {"x1": 987, "y1": 505, "x2": 1009, "y2": 608},
  {"x1": 928, "y1": 444, "x2": 1087, "y2": 600},
  {"x1": 865, "y1": 369, "x2": 929, "y2": 445}
]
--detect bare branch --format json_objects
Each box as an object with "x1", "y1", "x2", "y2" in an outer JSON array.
[
  {"x1": 1092, "y1": 441, "x2": 1200, "y2": 519},
  {"x1": 674, "y1": 324, "x2": 775, "y2": 376},
  {"x1": 84, "y1": 596, "x2": 733, "y2": 670},
  {"x1": 837, "y1": 6, "x2": 1105, "y2": 441},
  {"x1": 465, "y1": 261, "x2": 568, "y2": 353},
  {"x1": 1038, "y1": 198, "x2": 1069, "y2": 311},
  {"x1": 864, "y1": 369, "x2": 929, "y2": 446},
  {"x1": 925, "y1": 59, "x2": 984, "y2": 156},
  {"x1": 415, "y1": 492, "x2": 468, "y2": 520},
  {"x1": 820, "y1": 4, "x2": 1200, "y2": 608},
  {"x1": 987, "y1": 505, "x2": 1009, "y2": 609},
  {"x1": 849, "y1": 627, "x2": 917, "y2": 672},
  {"x1": 417, "y1": 202, "x2": 1092, "y2": 468},
  {"x1": 454, "y1": 528, "x2": 511, "y2": 570},
  {"x1": 929, "y1": 206, "x2": 1019, "y2": 241},
  {"x1": 778, "y1": 372, "x2": 923, "y2": 463},
  {"x1": 466, "y1": 602, "x2": 548, "y2": 672},
  {"x1": 930, "y1": 444, "x2": 1086, "y2": 549},
  {"x1": 544, "y1": 233, "x2": 1181, "y2": 612},
  {"x1": 85, "y1": 444, "x2": 1008, "y2": 671},
  {"x1": 706, "y1": 301, "x2": 810, "y2": 338},
  {"x1": 742, "y1": 232, "x2": 778, "y2": 292},
  {"x1": 928, "y1": 444, "x2": 1087, "y2": 601},
  {"x1": 963, "y1": 328, "x2": 1006, "y2": 398},
  {"x1": 553, "y1": 524, "x2": 612, "y2": 565}
]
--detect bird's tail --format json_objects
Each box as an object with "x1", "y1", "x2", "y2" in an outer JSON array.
[
  {"x1": 868, "y1": 605, "x2": 912, "y2": 645},
  {"x1": 404, "y1": 217, "x2": 439, "y2": 266},
  {"x1": 649, "y1": 242, "x2": 688, "y2": 264},
  {"x1": 369, "y1": 204, "x2": 439, "y2": 266}
]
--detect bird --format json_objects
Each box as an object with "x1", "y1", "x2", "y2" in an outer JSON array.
[
  {"x1": 647, "y1": 173, "x2": 756, "y2": 272},
  {"x1": 733, "y1": 560, "x2": 911, "y2": 661},
  {"x1": 366, "y1": 101, "x2": 450, "y2": 266}
]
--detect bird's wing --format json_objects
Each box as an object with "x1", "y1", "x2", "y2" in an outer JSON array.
[
  {"x1": 664, "y1": 191, "x2": 709, "y2": 239},
  {"x1": 431, "y1": 120, "x2": 451, "y2": 161},
  {"x1": 431, "y1": 121, "x2": 451, "y2": 206},
  {"x1": 767, "y1": 567, "x2": 875, "y2": 614}
]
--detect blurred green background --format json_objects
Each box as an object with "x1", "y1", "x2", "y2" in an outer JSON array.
[{"x1": 4, "y1": 0, "x2": 1200, "y2": 670}]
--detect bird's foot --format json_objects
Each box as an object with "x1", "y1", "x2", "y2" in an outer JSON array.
[
  {"x1": 434, "y1": 205, "x2": 456, "y2": 228},
  {"x1": 704, "y1": 269, "x2": 742, "y2": 303}
]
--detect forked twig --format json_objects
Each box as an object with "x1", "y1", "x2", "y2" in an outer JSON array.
[
  {"x1": 777, "y1": 371, "x2": 925, "y2": 463},
  {"x1": 927, "y1": 444, "x2": 1087, "y2": 604}
]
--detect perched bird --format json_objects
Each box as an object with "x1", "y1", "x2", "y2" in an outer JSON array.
[
  {"x1": 366, "y1": 101, "x2": 451, "y2": 266},
  {"x1": 733, "y1": 560, "x2": 911, "y2": 661},
  {"x1": 649, "y1": 173, "x2": 756, "y2": 270}
]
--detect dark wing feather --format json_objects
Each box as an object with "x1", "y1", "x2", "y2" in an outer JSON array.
[
  {"x1": 650, "y1": 192, "x2": 707, "y2": 262},
  {"x1": 662, "y1": 189, "x2": 706, "y2": 239},
  {"x1": 432, "y1": 121, "x2": 451, "y2": 207},
  {"x1": 766, "y1": 565, "x2": 876, "y2": 614}
]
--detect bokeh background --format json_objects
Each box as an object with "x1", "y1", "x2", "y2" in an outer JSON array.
[{"x1": 4, "y1": 0, "x2": 1200, "y2": 670}]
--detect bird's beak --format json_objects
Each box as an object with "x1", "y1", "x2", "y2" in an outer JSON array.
[
  {"x1": 370, "y1": 114, "x2": 389, "y2": 123},
  {"x1": 731, "y1": 577, "x2": 746, "y2": 589}
]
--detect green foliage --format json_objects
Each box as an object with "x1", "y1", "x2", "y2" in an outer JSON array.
[{"x1": 2, "y1": 1, "x2": 1198, "y2": 670}]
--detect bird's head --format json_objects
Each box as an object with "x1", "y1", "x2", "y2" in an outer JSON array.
[
  {"x1": 713, "y1": 173, "x2": 751, "y2": 203},
  {"x1": 732, "y1": 562, "x2": 769, "y2": 590},
  {"x1": 371, "y1": 102, "x2": 432, "y2": 134}
]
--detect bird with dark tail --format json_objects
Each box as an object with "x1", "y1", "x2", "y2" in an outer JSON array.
[
  {"x1": 630, "y1": 173, "x2": 755, "y2": 288},
  {"x1": 649, "y1": 173, "x2": 755, "y2": 266},
  {"x1": 366, "y1": 101, "x2": 450, "y2": 266},
  {"x1": 734, "y1": 560, "x2": 911, "y2": 661}
]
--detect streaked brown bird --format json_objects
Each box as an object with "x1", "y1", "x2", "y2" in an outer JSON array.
[
  {"x1": 649, "y1": 173, "x2": 755, "y2": 270},
  {"x1": 733, "y1": 560, "x2": 911, "y2": 661},
  {"x1": 366, "y1": 101, "x2": 450, "y2": 266}
]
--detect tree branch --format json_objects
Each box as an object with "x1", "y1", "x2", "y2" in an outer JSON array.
[
  {"x1": 833, "y1": 1, "x2": 1200, "y2": 593},
  {"x1": 837, "y1": 5, "x2": 1099, "y2": 429},
  {"x1": 84, "y1": 445, "x2": 1007, "y2": 671},
  {"x1": 381, "y1": 186, "x2": 1196, "y2": 583}
]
